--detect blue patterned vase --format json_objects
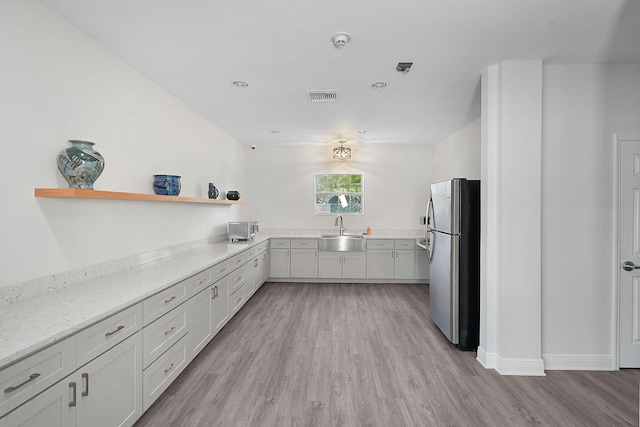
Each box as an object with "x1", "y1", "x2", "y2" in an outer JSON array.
[
  {"x1": 57, "y1": 140, "x2": 105, "y2": 189},
  {"x1": 153, "y1": 174, "x2": 181, "y2": 196}
]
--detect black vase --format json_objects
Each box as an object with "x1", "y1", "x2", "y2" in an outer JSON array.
[
  {"x1": 208, "y1": 183, "x2": 219, "y2": 199},
  {"x1": 226, "y1": 190, "x2": 240, "y2": 200}
]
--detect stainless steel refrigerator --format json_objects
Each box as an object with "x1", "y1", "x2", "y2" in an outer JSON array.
[{"x1": 426, "y1": 178, "x2": 480, "y2": 351}]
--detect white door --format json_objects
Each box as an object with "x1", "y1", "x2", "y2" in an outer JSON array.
[{"x1": 619, "y1": 137, "x2": 640, "y2": 367}]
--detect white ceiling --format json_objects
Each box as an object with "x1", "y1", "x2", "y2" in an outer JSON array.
[{"x1": 38, "y1": 0, "x2": 640, "y2": 147}]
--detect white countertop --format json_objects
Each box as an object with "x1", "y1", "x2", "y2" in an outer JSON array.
[
  {"x1": 0, "y1": 232, "x2": 424, "y2": 368},
  {"x1": 0, "y1": 238, "x2": 267, "y2": 368}
]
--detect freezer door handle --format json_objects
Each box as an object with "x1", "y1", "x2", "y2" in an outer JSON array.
[{"x1": 426, "y1": 230, "x2": 435, "y2": 262}]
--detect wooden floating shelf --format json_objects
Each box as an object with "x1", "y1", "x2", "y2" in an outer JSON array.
[{"x1": 34, "y1": 188, "x2": 244, "y2": 205}]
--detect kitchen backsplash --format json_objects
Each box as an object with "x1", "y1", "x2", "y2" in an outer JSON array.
[{"x1": 0, "y1": 235, "x2": 227, "y2": 306}]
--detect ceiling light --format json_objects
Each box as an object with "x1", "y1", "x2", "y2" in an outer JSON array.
[
  {"x1": 333, "y1": 140, "x2": 351, "y2": 160},
  {"x1": 232, "y1": 81, "x2": 249, "y2": 88},
  {"x1": 371, "y1": 81, "x2": 387, "y2": 89},
  {"x1": 331, "y1": 32, "x2": 351, "y2": 48}
]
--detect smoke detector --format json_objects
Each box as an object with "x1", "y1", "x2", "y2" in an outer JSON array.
[{"x1": 331, "y1": 32, "x2": 351, "y2": 48}]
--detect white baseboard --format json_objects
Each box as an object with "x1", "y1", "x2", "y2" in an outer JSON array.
[
  {"x1": 542, "y1": 353, "x2": 615, "y2": 371},
  {"x1": 476, "y1": 347, "x2": 545, "y2": 376}
]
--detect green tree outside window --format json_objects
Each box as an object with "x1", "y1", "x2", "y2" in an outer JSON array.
[{"x1": 315, "y1": 174, "x2": 363, "y2": 214}]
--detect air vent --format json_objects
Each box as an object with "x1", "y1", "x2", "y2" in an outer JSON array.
[{"x1": 307, "y1": 90, "x2": 339, "y2": 103}]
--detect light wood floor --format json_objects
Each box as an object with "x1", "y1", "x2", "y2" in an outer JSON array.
[{"x1": 135, "y1": 283, "x2": 639, "y2": 427}]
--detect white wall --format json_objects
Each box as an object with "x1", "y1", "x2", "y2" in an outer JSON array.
[
  {"x1": 245, "y1": 144, "x2": 434, "y2": 234},
  {"x1": 0, "y1": 1, "x2": 246, "y2": 289},
  {"x1": 541, "y1": 64, "x2": 640, "y2": 368},
  {"x1": 431, "y1": 119, "x2": 481, "y2": 182},
  {"x1": 479, "y1": 61, "x2": 544, "y2": 376}
]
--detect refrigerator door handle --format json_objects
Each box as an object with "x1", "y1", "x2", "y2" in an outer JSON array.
[
  {"x1": 427, "y1": 230, "x2": 435, "y2": 262},
  {"x1": 427, "y1": 198, "x2": 435, "y2": 231}
]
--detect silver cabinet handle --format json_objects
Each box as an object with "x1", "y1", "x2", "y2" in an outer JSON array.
[
  {"x1": 81, "y1": 373, "x2": 89, "y2": 397},
  {"x1": 105, "y1": 325, "x2": 125, "y2": 337},
  {"x1": 622, "y1": 261, "x2": 640, "y2": 271},
  {"x1": 214, "y1": 286, "x2": 218, "y2": 298},
  {"x1": 69, "y1": 382, "x2": 77, "y2": 407},
  {"x1": 4, "y1": 373, "x2": 40, "y2": 393},
  {"x1": 164, "y1": 326, "x2": 176, "y2": 335},
  {"x1": 164, "y1": 295, "x2": 177, "y2": 304},
  {"x1": 164, "y1": 362, "x2": 177, "y2": 373},
  {"x1": 197, "y1": 277, "x2": 208, "y2": 285}
]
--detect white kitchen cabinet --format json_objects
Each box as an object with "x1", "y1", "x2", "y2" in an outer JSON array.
[
  {"x1": 143, "y1": 303, "x2": 188, "y2": 368},
  {"x1": 343, "y1": 252, "x2": 367, "y2": 278},
  {"x1": 366, "y1": 250, "x2": 395, "y2": 278},
  {"x1": 0, "y1": 336, "x2": 76, "y2": 418},
  {"x1": 259, "y1": 251, "x2": 269, "y2": 286},
  {"x1": 366, "y1": 240, "x2": 415, "y2": 279},
  {"x1": 290, "y1": 239, "x2": 318, "y2": 278},
  {"x1": 3, "y1": 331, "x2": 144, "y2": 427},
  {"x1": 415, "y1": 247, "x2": 429, "y2": 281},
  {"x1": 189, "y1": 285, "x2": 214, "y2": 359},
  {"x1": 142, "y1": 334, "x2": 188, "y2": 412},
  {"x1": 0, "y1": 374, "x2": 74, "y2": 427},
  {"x1": 75, "y1": 331, "x2": 142, "y2": 427},
  {"x1": 318, "y1": 252, "x2": 366, "y2": 279},
  {"x1": 189, "y1": 273, "x2": 230, "y2": 361},
  {"x1": 394, "y1": 250, "x2": 415, "y2": 279},
  {"x1": 290, "y1": 249, "x2": 318, "y2": 278},
  {"x1": 394, "y1": 240, "x2": 416, "y2": 279},
  {"x1": 270, "y1": 248, "x2": 290, "y2": 278},
  {"x1": 212, "y1": 276, "x2": 230, "y2": 334}
]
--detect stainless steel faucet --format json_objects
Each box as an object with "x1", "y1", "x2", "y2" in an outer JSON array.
[{"x1": 335, "y1": 215, "x2": 345, "y2": 235}]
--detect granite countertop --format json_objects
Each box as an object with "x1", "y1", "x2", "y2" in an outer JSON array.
[{"x1": 0, "y1": 237, "x2": 268, "y2": 368}]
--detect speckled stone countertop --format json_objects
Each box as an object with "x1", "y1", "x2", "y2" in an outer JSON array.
[
  {"x1": 0, "y1": 231, "x2": 425, "y2": 368},
  {"x1": 0, "y1": 237, "x2": 268, "y2": 368}
]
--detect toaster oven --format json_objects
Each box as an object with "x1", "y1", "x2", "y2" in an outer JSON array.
[{"x1": 227, "y1": 221, "x2": 259, "y2": 242}]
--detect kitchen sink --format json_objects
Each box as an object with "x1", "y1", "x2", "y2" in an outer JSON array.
[{"x1": 319, "y1": 234, "x2": 366, "y2": 252}]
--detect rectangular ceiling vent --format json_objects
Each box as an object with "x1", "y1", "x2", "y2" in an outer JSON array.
[{"x1": 307, "y1": 90, "x2": 339, "y2": 103}]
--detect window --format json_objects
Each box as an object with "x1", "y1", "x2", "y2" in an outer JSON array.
[{"x1": 315, "y1": 173, "x2": 363, "y2": 215}]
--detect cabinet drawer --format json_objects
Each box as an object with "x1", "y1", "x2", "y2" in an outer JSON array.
[
  {"x1": 211, "y1": 260, "x2": 231, "y2": 282},
  {"x1": 0, "y1": 336, "x2": 75, "y2": 417},
  {"x1": 230, "y1": 285, "x2": 246, "y2": 315},
  {"x1": 228, "y1": 252, "x2": 246, "y2": 271},
  {"x1": 367, "y1": 239, "x2": 395, "y2": 250},
  {"x1": 395, "y1": 240, "x2": 415, "y2": 249},
  {"x1": 244, "y1": 247, "x2": 256, "y2": 262},
  {"x1": 189, "y1": 268, "x2": 213, "y2": 296},
  {"x1": 291, "y1": 239, "x2": 318, "y2": 249},
  {"x1": 229, "y1": 264, "x2": 248, "y2": 294},
  {"x1": 76, "y1": 303, "x2": 143, "y2": 366},
  {"x1": 256, "y1": 241, "x2": 269, "y2": 253},
  {"x1": 270, "y1": 239, "x2": 290, "y2": 249},
  {"x1": 142, "y1": 334, "x2": 189, "y2": 412},
  {"x1": 142, "y1": 304, "x2": 189, "y2": 369},
  {"x1": 143, "y1": 281, "x2": 189, "y2": 325}
]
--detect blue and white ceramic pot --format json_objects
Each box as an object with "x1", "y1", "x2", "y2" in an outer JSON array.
[
  {"x1": 57, "y1": 140, "x2": 105, "y2": 189},
  {"x1": 153, "y1": 174, "x2": 181, "y2": 196}
]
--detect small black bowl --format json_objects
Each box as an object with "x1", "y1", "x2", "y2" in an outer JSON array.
[{"x1": 226, "y1": 190, "x2": 240, "y2": 200}]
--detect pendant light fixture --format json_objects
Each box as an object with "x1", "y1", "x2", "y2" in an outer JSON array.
[{"x1": 333, "y1": 140, "x2": 351, "y2": 160}]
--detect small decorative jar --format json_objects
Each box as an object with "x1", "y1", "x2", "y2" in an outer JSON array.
[
  {"x1": 57, "y1": 140, "x2": 105, "y2": 189},
  {"x1": 208, "y1": 183, "x2": 219, "y2": 199},
  {"x1": 153, "y1": 174, "x2": 181, "y2": 196},
  {"x1": 226, "y1": 190, "x2": 240, "y2": 200}
]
